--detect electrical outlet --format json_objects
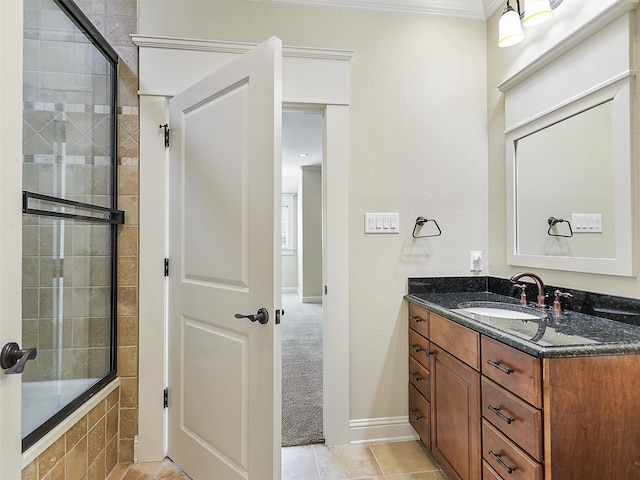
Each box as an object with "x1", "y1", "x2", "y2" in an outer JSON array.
[{"x1": 470, "y1": 251, "x2": 482, "y2": 272}]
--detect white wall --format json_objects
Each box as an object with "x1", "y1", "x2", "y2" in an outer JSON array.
[
  {"x1": 282, "y1": 193, "x2": 298, "y2": 289},
  {"x1": 299, "y1": 166, "x2": 322, "y2": 301},
  {"x1": 139, "y1": 0, "x2": 488, "y2": 422},
  {"x1": 487, "y1": 0, "x2": 640, "y2": 297}
]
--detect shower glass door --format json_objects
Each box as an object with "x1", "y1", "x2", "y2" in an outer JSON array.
[{"x1": 21, "y1": 0, "x2": 121, "y2": 451}]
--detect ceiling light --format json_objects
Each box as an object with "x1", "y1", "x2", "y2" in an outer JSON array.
[
  {"x1": 297, "y1": 153, "x2": 308, "y2": 157},
  {"x1": 498, "y1": 0, "x2": 563, "y2": 48},
  {"x1": 523, "y1": 0, "x2": 553, "y2": 27},
  {"x1": 498, "y1": 1, "x2": 524, "y2": 48}
]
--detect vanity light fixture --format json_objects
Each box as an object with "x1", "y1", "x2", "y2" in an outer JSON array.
[{"x1": 498, "y1": 0, "x2": 563, "y2": 48}]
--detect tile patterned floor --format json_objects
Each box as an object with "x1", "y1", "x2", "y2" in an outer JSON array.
[{"x1": 108, "y1": 441, "x2": 448, "y2": 480}]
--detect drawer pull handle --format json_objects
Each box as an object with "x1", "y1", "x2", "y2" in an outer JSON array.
[
  {"x1": 489, "y1": 450, "x2": 517, "y2": 474},
  {"x1": 409, "y1": 371, "x2": 423, "y2": 381},
  {"x1": 488, "y1": 405, "x2": 515, "y2": 424},
  {"x1": 487, "y1": 359, "x2": 514, "y2": 375},
  {"x1": 409, "y1": 344, "x2": 423, "y2": 353},
  {"x1": 409, "y1": 408, "x2": 424, "y2": 420},
  {"x1": 410, "y1": 316, "x2": 425, "y2": 323}
]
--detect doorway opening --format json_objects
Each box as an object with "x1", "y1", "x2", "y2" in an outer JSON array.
[{"x1": 281, "y1": 110, "x2": 324, "y2": 446}]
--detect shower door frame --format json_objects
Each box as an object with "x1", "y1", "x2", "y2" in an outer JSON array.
[{"x1": 20, "y1": 0, "x2": 121, "y2": 452}]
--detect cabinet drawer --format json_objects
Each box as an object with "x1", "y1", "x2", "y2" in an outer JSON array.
[
  {"x1": 482, "y1": 377, "x2": 543, "y2": 461},
  {"x1": 409, "y1": 303, "x2": 430, "y2": 338},
  {"x1": 409, "y1": 383, "x2": 431, "y2": 449},
  {"x1": 409, "y1": 329, "x2": 433, "y2": 369},
  {"x1": 430, "y1": 313, "x2": 480, "y2": 370},
  {"x1": 483, "y1": 460, "x2": 504, "y2": 480},
  {"x1": 483, "y1": 420, "x2": 542, "y2": 480},
  {"x1": 481, "y1": 337, "x2": 542, "y2": 408},
  {"x1": 409, "y1": 356, "x2": 431, "y2": 400}
]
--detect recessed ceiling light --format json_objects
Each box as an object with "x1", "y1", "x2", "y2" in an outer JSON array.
[{"x1": 297, "y1": 153, "x2": 309, "y2": 157}]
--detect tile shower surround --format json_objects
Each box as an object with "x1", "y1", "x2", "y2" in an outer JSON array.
[
  {"x1": 21, "y1": 0, "x2": 140, "y2": 476},
  {"x1": 408, "y1": 276, "x2": 640, "y2": 326}
]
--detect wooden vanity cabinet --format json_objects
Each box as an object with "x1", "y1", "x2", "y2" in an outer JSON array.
[
  {"x1": 408, "y1": 301, "x2": 640, "y2": 480},
  {"x1": 408, "y1": 304, "x2": 481, "y2": 480}
]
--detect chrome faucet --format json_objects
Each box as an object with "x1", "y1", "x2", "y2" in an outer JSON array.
[{"x1": 510, "y1": 272, "x2": 547, "y2": 308}]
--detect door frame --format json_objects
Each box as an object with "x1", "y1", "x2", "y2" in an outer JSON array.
[
  {"x1": 0, "y1": 1, "x2": 25, "y2": 478},
  {"x1": 134, "y1": 35, "x2": 353, "y2": 461}
]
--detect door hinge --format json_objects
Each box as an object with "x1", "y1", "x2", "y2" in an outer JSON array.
[
  {"x1": 159, "y1": 123, "x2": 170, "y2": 148},
  {"x1": 324, "y1": 285, "x2": 328, "y2": 295},
  {"x1": 164, "y1": 387, "x2": 169, "y2": 408},
  {"x1": 164, "y1": 258, "x2": 170, "y2": 276}
]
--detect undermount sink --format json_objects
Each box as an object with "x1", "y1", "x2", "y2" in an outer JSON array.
[{"x1": 456, "y1": 301, "x2": 547, "y2": 320}]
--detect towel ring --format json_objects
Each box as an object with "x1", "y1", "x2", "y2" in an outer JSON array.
[
  {"x1": 412, "y1": 216, "x2": 442, "y2": 238},
  {"x1": 547, "y1": 217, "x2": 573, "y2": 238}
]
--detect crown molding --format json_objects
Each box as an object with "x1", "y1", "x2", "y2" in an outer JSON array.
[
  {"x1": 251, "y1": 0, "x2": 485, "y2": 19},
  {"x1": 131, "y1": 35, "x2": 354, "y2": 62}
]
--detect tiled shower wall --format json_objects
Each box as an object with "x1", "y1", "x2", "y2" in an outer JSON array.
[
  {"x1": 76, "y1": 0, "x2": 140, "y2": 466},
  {"x1": 21, "y1": 0, "x2": 140, "y2": 476}
]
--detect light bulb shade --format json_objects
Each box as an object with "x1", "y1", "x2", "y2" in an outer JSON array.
[
  {"x1": 498, "y1": 6, "x2": 524, "y2": 48},
  {"x1": 523, "y1": 0, "x2": 553, "y2": 27}
]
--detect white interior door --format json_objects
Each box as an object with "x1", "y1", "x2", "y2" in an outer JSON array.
[
  {"x1": 0, "y1": 0, "x2": 25, "y2": 477},
  {"x1": 167, "y1": 37, "x2": 283, "y2": 480}
]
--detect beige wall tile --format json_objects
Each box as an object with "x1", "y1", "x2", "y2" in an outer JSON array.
[
  {"x1": 119, "y1": 377, "x2": 138, "y2": 408},
  {"x1": 119, "y1": 408, "x2": 138, "y2": 439},
  {"x1": 117, "y1": 165, "x2": 138, "y2": 196},
  {"x1": 117, "y1": 286, "x2": 138, "y2": 316},
  {"x1": 116, "y1": 316, "x2": 138, "y2": 347},
  {"x1": 106, "y1": 436, "x2": 119, "y2": 474},
  {"x1": 38, "y1": 436, "x2": 65, "y2": 478},
  {"x1": 87, "y1": 450, "x2": 106, "y2": 480},
  {"x1": 106, "y1": 405, "x2": 119, "y2": 442},
  {"x1": 117, "y1": 226, "x2": 138, "y2": 256},
  {"x1": 117, "y1": 195, "x2": 139, "y2": 226},
  {"x1": 65, "y1": 436, "x2": 88, "y2": 480},
  {"x1": 118, "y1": 438, "x2": 134, "y2": 464},
  {"x1": 117, "y1": 256, "x2": 138, "y2": 287},
  {"x1": 107, "y1": 386, "x2": 120, "y2": 411},
  {"x1": 21, "y1": 460, "x2": 37, "y2": 480},
  {"x1": 87, "y1": 399, "x2": 107, "y2": 429},
  {"x1": 88, "y1": 418, "x2": 106, "y2": 465},
  {"x1": 117, "y1": 346, "x2": 137, "y2": 377},
  {"x1": 42, "y1": 460, "x2": 65, "y2": 480},
  {"x1": 65, "y1": 418, "x2": 87, "y2": 452}
]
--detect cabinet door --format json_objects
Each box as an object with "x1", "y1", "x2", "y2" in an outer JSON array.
[{"x1": 431, "y1": 345, "x2": 481, "y2": 480}]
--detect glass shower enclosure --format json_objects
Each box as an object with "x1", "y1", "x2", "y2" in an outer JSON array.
[{"x1": 21, "y1": 0, "x2": 122, "y2": 451}]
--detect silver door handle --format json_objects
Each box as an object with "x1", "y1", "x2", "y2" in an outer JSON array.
[{"x1": 1, "y1": 342, "x2": 37, "y2": 374}]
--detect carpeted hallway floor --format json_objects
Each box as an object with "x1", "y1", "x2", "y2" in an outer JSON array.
[{"x1": 281, "y1": 292, "x2": 324, "y2": 447}]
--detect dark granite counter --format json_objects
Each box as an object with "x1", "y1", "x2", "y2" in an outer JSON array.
[{"x1": 406, "y1": 277, "x2": 640, "y2": 358}]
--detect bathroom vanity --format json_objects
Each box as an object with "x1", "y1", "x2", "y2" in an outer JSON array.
[{"x1": 406, "y1": 277, "x2": 640, "y2": 480}]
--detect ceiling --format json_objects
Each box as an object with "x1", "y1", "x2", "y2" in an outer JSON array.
[{"x1": 258, "y1": 0, "x2": 504, "y2": 19}]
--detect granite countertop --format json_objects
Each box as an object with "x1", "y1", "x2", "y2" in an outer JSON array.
[{"x1": 406, "y1": 277, "x2": 640, "y2": 358}]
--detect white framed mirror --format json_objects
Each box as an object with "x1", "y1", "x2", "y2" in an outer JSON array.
[{"x1": 506, "y1": 77, "x2": 635, "y2": 276}]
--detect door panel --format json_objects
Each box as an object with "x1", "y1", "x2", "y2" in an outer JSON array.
[
  {"x1": 183, "y1": 82, "x2": 249, "y2": 288},
  {"x1": 168, "y1": 37, "x2": 282, "y2": 480}
]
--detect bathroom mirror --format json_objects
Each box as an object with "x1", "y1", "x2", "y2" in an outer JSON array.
[{"x1": 506, "y1": 78, "x2": 635, "y2": 276}]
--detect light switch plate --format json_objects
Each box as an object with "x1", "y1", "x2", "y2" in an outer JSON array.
[
  {"x1": 365, "y1": 213, "x2": 400, "y2": 234},
  {"x1": 572, "y1": 213, "x2": 602, "y2": 233}
]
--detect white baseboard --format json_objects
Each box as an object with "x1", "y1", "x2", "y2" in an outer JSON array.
[
  {"x1": 301, "y1": 296, "x2": 323, "y2": 304},
  {"x1": 349, "y1": 416, "x2": 419, "y2": 444}
]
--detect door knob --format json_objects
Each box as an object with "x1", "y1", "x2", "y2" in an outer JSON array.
[
  {"x1": 1, "y1": 342, "x2": 37, "y2": 374},
  {"x1": 235, "y1": 308, "x2": 269, "y2": 325}
]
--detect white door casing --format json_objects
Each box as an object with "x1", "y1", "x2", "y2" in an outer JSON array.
[
  {"x1": 0, "y1": 1, "x2": 24, "y2": 478},
  {"x1": 135, "y1": 35, "x2": 352, "y2": 461},
  {"x1": 167, "y1": 37, "x2": 282, "y2": 479}
]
